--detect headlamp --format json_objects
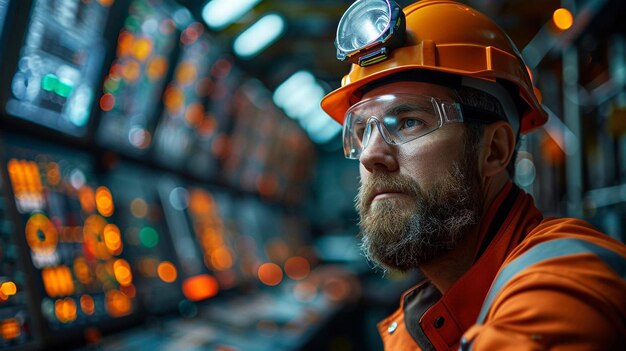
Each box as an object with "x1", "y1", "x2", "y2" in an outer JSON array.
[{"x1": 335, "y1": 0, "x2": 406, "y2": 67}]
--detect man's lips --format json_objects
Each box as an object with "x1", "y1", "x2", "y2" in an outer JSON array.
[{"x1": 369, "y1": 189, "x2": 404, "y2": 203}]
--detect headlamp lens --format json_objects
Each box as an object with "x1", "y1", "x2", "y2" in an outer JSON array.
[
  {"x1": 335, "y1": 0, "x2": 405, "y2": 66},
  {"x1": 336, "y1": 0, "x2": 391, "y2": 53}
]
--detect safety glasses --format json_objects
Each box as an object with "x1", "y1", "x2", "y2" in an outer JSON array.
[{"x1": 343, "y1": 93, "x2": 465, "y2": 159}]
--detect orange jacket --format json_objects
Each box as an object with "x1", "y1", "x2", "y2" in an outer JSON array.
[{"x1": 377, "y1": 182, "x2": 626, "y2": 350}]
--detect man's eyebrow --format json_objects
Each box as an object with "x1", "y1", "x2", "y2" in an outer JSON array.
[{"x1": 382, "y1": 102, "x2": 432, "y2": 117}]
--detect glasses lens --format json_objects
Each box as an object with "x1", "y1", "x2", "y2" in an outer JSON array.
[
  {"x1": 337, "y1": 0, "x2": 391, "y2": 53},
  {"x1": 344, "y1": 94, "x2": 451, "y2": 159}
]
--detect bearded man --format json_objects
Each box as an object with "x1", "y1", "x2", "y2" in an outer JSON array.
[{"x1": 320, "y1": 1, "x2": 626, "y2": 350}]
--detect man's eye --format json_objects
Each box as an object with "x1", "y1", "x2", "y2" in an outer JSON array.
[
  {"x1": 401, "y1": 118, "x2": 424, "y2": 129},
  {"x1": 353, "y1": 122, "x2": 366, "y2": 138}
]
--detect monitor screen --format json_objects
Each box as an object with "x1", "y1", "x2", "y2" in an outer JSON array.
[
  {"x1": 0, "y1": 135, "x2": 41, "y2": 349},
  {"x1": 235, "y1": 197, "x2": 313, "y2": 288},
  {"x1": 96, "y1": 0, "x2": 180, "y2": 156},
  {"x1": 223, "y1": 80, "x2": 316, "y2": 204},
  {"x1": 0, "y1": 134, "x2": 138, "y2": 344},
  {"x1": 0, "y1": 0, "x2": 8, "y2": 37},
  {"x1": 4, "y1": 0, "x2": 115, "y2": 137},
  {"x1": 152, "y1": 24, "x2": 240, "y2": 180},
  {"x1": 157, "y1": 179, "x2": 235, "y2": 301},
  {"x1": 152, "y1": 22, "x2": 220, "y2": 176},
  {"x1": 105, "y1": 162, "x2": 183, "y2": 314}
]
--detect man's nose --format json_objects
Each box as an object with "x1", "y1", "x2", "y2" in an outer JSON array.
[{"x1": 359, "y1": 120, "x2": 398, "y2": 172}]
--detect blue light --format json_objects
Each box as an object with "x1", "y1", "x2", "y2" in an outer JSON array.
[
  {"x1": 233, "y1": 13, "x2": 285, "y2": 59},
  {"x1": 202, "y1": 0, "x2": 261, "y2": 30}
]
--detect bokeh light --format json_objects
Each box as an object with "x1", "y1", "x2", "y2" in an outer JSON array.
[
  {"x1": 284, "y1": 256, "x2": 310, "y2": 280},
  {"x1": 553, "y1": 8, "x2": 574, "y2": 31},
  {"x1": 257, "y1": 262, "x2": 283, "y2": 286},
  {"x1": 182, "y1": 274, "x2": 219, "y2": 301},
  {"x1": 157, "y1": 261, "x2": 177, "y2": 283}
]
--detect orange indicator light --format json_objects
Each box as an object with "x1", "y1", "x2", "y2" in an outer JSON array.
[
  {"x1": 42, "y1": 266, "x2": 75, "y2": 297},
  {"x1": 284, "y1": 257, "x2": 310, "y2": 280},
  {"x1": 210, "y1": 247, "x2": 233, "y2": 271},
  {"x1": 0, "y1": 282, "x2": 17, "y2": 296},
  {"x1": 132, "y1": 37, "x2": 153, "y2": 61},
  {"x1": 84, "y1": 215, "x2": 112, "y2": 260},
  {"x1": 184, "y1": 103, "x2": 204, "y2": 127},
  {"x1": 105, "y1": 290, "x2": 132, "y2": 318},
  {"x1": 163, "y1": 85, "x2": 185, "y2": 113},
  {"x1": 95, "y1": 186, "x2": 114, "y2": 217},
  {"x1": 182, "y1": 274, "x2": 219, "y2": 301},
  {"x1": 104, "y1": 224, "x2": 123, "y2": 255},
  {"x1": 25, "y1": 213, "x2": 58, "y2": 254},
  {"x1": 258, "y1": 263, "x2": 283, "y2": 287},
  {"x1": 553, "y1": 8, "x2": 574, "y2": 31},
  {"x1": 147, "y1": 56, "x2": 168, "y2": 80},
  {"x1": 175, "y1": 62, "x2": 197, "y2": 86},
  {"x1": 0, "y1": 319, "x2": 21, "y2": 340},
  {"x1": 79, "y1": 186, "x2": 96, "y2": 213},
  {"x1": 55, "y1": 298, "x2": 77, "y2": 323},
  {"x1": 98, "y1": 0, "x2": 114, "y2": 6},
  {"x1": 73, "y1": 257, "x2": 93, "y2": 285},
  {"x1": 122, "y1": 61, "x2": 141, "y2": 82},
  {"x1": 80, "y1": 295, "x2": 95, "y2": 316},
  {"x1": 120, "y1": 284, "x2": 136, "y2": 299},
  {"x1": 113, "y1": 259, "x2": 133, "y2": 287},
  {"x1": 117, "y1": 31, "x2": 133, "y2": 57},
  {"x1": 157, "y1": 261, "x2": 177, "y2": 283}
]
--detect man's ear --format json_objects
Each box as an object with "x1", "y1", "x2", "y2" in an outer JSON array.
[{"x1": 481, "y1": 121, "x2": 516, "y2": 177}]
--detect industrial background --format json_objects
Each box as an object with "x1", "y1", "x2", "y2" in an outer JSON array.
[{"x1": 0, "y1": 0, "x2": 624, "y2": 350}]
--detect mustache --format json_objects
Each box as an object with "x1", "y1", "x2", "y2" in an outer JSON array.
[{"x1": 355, "y1": 173, "x2": 422, "y2": 211}]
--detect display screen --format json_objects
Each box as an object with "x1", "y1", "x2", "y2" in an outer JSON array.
[
  {"x1": 157, "y1": 180, "x2": 232, "y2": 301},
  {"x1": 152, "y1": 23, "x2": 239, "y2": 180},
  {"x1": 224, "y1": 81, "x2": 316, "y2": 204},
  {"x1": 97, "y1": 0, "x2": 180, "y2": 155},
  {"x1": 5, "y1": 0, "x2": 114, "y2": 137},
  {"x1": 0, "y1": 0, "x2": 8, "y2": 37},
  {"x1": 0, "y1": 137, "x2": 40, "y2": 349},
  {"x1": 235, "y1": 197, "x2": 313, "y2": 287},
  {"x1": 152, "y1": 22, "x2": 216, "y2": 171},
  {"x1": 0, "y1": 135, "x2": 137, "y2": 338},
  {"x1": 105, "y1": 163, "x2": 182, "y2": 314}
]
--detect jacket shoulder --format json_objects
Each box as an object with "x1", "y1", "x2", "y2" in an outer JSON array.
[{"x1": 465, "y1": 217, "x2": 626, "y2": 350}]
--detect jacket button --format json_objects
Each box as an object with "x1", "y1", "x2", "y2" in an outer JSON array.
[
  {"x1": 387, "y1": 321, "x2": 398, "y2": 334},
  {"x1": 460, "y1": 337, "x2": 470, "y2": 351},
  {"x1": 434, "y1": 316, "x2": 445, "y2": 329}
]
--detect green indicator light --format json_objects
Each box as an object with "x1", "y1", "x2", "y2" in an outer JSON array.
[
  {"x1": 124, "y1": 16, "x2": 140, "y2": 32},
  {"x1": 55, "y1": 81, "x2": 74, "y2": 98},
  {"x1": 103, "y1": 77, "x2": 121, "y2": 93},
  {"x1": 41, "y1": 74, "x2": 58, "y2": 92},
  {"x1": 139, "y1": 226, "x2": 159, "y2": 248}
]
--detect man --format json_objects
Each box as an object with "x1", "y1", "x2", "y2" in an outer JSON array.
[{"x1": 320, "y1": 0, "x2": 626, "y2": 350}]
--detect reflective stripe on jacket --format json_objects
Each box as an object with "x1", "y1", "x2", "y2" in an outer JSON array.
[{"x1": 377, "y1": 182, "x2": 626, "y2": 350}]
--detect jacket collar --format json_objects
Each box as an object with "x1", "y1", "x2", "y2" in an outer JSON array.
[{"x1": 402, "y1": 182, "x2": 543, "y2": 350}]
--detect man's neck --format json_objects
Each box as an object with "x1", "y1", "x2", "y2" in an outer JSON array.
[{"x1": 420, "y1": 174, "x2": 510, "y2": 293}]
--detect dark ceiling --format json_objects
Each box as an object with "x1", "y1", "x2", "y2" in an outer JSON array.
[{"x1": 180, "y1": 0, "x2": 626, "y2": 99}]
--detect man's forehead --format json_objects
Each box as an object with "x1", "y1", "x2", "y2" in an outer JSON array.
[
  {"x1": 360, "y1": 81, "x2": 455, "y2": 101},
  {"x1": 353, "y1": 95, "x2": 436, "y2": 117}
]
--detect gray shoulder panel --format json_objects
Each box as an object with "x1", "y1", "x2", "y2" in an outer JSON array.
[{"x1": 476, "y1": 238, "x2": 626, "y2": 325}]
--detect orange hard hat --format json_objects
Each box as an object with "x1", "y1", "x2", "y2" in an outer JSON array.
[{"x1": 321, "y1": 0, "x2": 548, "y2": 134}]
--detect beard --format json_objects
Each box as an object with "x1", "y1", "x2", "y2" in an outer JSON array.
[{"x1": 355, "y1": 152, "x2": 483, "y2": 273}]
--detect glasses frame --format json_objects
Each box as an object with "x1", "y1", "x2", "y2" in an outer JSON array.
[{"x1": 342, "y1": 93, "x2": 466, "y2": 159}]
